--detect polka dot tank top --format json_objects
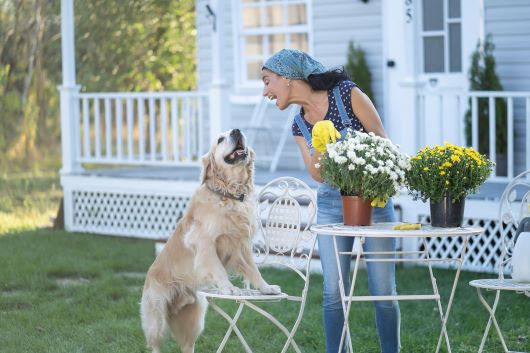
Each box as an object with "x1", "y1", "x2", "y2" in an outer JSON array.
[{"x1": 291, "y1": 80, "x2": 364, "y2": 137}]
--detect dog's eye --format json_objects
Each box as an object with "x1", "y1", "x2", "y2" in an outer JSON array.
[{"x1": 217, "y1": 137, "x2": 225, "y2": 144}]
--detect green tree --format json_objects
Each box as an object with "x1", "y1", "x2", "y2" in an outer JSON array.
[
  {"x1": 0, "y1": 0, "x2": 196, "y2": 174},
  {"x1": 464, "y1": 34, "x2": 507, "y2": 156},
  {"x1": 344, "y1": 40, "x2": 374, "y2": 104}
]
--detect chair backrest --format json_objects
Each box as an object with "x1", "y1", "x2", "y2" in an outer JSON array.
[
  {"x1": 254, "y1": 177, "x2": 317, "y2": 290},
  {"x1": 497, "y1": 169, "x2": 530, "y2": 277}
]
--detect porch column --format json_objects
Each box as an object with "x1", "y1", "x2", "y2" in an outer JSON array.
[
  {"x1": 208, "y1": 0, "x2": 230, "y2": 144},
  {"x1": 59, "y1": 0, "x2": 81, "y2": 175}
]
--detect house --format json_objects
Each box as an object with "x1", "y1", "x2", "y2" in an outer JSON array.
[{"x1": 58, "y1": 0, "x2": 530, "y2": 273}]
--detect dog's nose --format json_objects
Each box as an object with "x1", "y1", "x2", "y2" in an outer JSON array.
[{"x1": 230, "y1": 129, "x2": 241, "y2": 138}]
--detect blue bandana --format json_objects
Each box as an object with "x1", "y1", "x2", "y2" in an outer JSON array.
[{"x1": 262, "y1": 49, "x2": 327, "y2": 80}]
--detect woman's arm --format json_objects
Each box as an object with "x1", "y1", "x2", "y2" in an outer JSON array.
[
  {"x1": 350, "y1": 87, "x2": 388, "y2": 138},
  {"x1": 294, "y1": 136, "x2": 323, "y2": 183}
]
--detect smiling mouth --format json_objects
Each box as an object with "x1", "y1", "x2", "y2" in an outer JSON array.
[{"x1": 224, "y1": 139, "x2": 247, "y2": 164}]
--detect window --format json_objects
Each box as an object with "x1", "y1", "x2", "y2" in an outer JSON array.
[
  {"x1": 235, "y1": 0, "x2": 311, "y2": 87},
  {"x1": 421, "y1": 0, "x2": 461, "y2": 73}
]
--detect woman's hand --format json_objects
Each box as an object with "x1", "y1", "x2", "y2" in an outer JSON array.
[{"x1": 311, "y1": 121, "x2": 341, "y2": 153}]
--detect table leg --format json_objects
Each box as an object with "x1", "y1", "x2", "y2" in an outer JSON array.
[{"x1": 434, "y1": 235, "x2": 470, "y2": 353}]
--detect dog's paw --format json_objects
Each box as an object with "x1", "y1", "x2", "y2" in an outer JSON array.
[
  {"x1": 219, "y1": 285, "x2": 242, "y2": 296},
  {"x1": 259, "y1": 284, "x2": 281, "y2": 295}
]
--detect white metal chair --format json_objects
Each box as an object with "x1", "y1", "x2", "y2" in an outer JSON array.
[
  {"x1": 469, "y1": 170, "x2": 530, "y2": 353},
  {"x1": 199, "y1": 177, "x2": 317, "y2": 353}
]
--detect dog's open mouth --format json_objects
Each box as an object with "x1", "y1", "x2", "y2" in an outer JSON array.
[{"x1": 224, "y1": 139, "x2": 247, "y2": 164}]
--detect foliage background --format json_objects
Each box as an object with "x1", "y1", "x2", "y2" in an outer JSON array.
[{"x1": 0, "y1": 0, "x2": 196, "y2": 175}]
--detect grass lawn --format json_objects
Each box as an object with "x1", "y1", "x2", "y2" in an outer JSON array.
[
  {"x1": 1, "y1": 230, "x2": 529, "y2": 353},
  {"x1": 1, "y1": 174, "x2": 528, "y2": 352}
]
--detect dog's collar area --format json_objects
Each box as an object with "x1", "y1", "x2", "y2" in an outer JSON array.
[{"x1": 206, "y1": 185, "x2": 245, "y2": 202}]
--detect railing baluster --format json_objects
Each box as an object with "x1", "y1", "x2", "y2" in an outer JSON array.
[
  {"x1": 527, "y1": 97, "x2": 530, "y2": 171},
  {"x1": 105, "y1": 97, "x2": 112, "y2": 158},
  {"x1": 82, "y1": 97, "x2": 90, "y2": 159},
  {"x1": 126, "y1": 97, "x2": 133, "y2": 161},
  {"x1": 488, "y1": 97, "x2": 496, "y2": 175},
  {"x1": 138, "y1": 97, "x2": 145, "y2": 162},
  {"x1": 149, "y1": 97, "x2": 156, "y2": 161},
  {"x1": 471, "y1": 96, "x2": 478, "y2": 151},
  {"x1": 171, "y1": 97, "x2": 179, "y2": 162},
  {"x1": 456, "y1": 94, "x2": 463, "y2": 146},
  {"x1": 507, "y1": 97, "x2": 514, "y2": 179},
  {"x1": 190, "y1": 99, "x2": 197, "y2": 158},
  {"x1": 185, "y1": 98, "x2": 191, "y2": 161},
  {"x1": 197, "y1": 96, "x2": 204, "y2": 156},
  {"x1": 94, "y1": 98, "x2": 101, "y2": 159},
  {"x1": 74, "y1": 94, "x2": 81, "y2": 162},
  {"x1": 160, "y1": 98, "x2": 168, "y2": 161},
  {"x1": 116, "y1": 97, "x2": 123, "y2": 160}
]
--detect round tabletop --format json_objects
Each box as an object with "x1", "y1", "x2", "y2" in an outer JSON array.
[{"x1": 310, "y1": 222, "x2": 484, "y2": 238}]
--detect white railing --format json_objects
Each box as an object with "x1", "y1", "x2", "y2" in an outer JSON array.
[
  {"x1": 73, "y1": 91, "x2": 208, "y2": 166},
  {"x1": 416, "y1": 90, "x2": 530, "y2": 182}
]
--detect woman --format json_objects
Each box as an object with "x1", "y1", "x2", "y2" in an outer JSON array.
[{"x1": 261, "y1": 49, "x2": 400, "y2": 353}]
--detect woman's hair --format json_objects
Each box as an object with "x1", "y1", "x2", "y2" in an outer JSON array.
[{"x1": 307, "y1": 67, "x2": 351, "y2": 90}]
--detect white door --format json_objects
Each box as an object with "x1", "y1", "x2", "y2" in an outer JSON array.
[{"x1": 383, "y1": 0, "x2": 482, "y2": 152}]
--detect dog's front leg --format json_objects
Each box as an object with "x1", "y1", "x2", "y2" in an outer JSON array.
[
  {"x1": 239, "y1": 249, "x2": 281, "y2": 295},
  {"x1": 194, "y1": 242, "x2": 242, "y2": 296}
]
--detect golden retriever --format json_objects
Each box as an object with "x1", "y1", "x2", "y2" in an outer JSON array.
[{"x1": 140, "y1": 129, "x2": 281, "y2": 353}]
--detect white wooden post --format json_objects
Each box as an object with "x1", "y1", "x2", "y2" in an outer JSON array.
[
  {"x1": 208, "y1": 0, "x2": 230, "y2": 146},
  {"x1": 59, "y1": 0, "x2": 81, "y2": 175}
]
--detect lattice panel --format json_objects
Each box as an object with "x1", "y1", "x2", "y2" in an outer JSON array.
[
  {"x1": 417, "y1": 214, "x2": 516, "y2": 273},
  {"x1": 72, "y1": 190, "x2": 190, "y2": 239}
]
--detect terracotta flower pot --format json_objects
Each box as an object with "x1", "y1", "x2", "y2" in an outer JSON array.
[{"x1": 341, "y1": 195, "x2": 372, "y2": 226}]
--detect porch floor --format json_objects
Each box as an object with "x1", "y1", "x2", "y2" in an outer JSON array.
[{"x1": 76, "y1": 166, "x2": 506, "y2": 200}]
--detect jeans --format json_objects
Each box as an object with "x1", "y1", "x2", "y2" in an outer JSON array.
[{"x1": 317, "y1": 183, "x2": 401, "y2": 353}]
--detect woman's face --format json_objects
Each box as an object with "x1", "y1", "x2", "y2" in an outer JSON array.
[{"x1": 261, "y1": 69, "x2": 291, "y2": 110}]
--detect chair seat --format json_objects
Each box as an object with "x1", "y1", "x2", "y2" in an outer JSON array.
[
  {"x1": 469, "y1": 278, "x2": 530, "y2": 291},
  {"x1": 198, "y1": 288, "x2": 289, "y2": 301}
]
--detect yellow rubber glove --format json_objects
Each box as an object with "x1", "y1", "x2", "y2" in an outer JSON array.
[
  {"x1": 311, "y1": 121, "x2": 341, "y2": 153},
  {"x1": 370, "y1": 198, "x2": 387, "y2": 208},
  {"x1": 393, "y1": 223, "x2": 421, "y2": 230}
]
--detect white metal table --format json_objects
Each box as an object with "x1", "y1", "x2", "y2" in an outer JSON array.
[{"x1": 310, "y1": 222, "x2": 484, "y2": 353}]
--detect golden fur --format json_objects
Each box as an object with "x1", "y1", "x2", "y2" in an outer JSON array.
[{"x1": 140, "y1": 129, "x2": 280, "y2": 353}]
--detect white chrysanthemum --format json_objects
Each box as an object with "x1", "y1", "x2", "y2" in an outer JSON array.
[{"x1": 335, "y1": 156, "x2": 348, "y2": 164}]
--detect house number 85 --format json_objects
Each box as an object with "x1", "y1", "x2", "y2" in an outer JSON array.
[{"x1": 405, "y1": 0, "x2": 413, "y2": 23}]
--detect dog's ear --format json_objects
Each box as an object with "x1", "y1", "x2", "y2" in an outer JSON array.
[
  {"x1": 248, "y1": 147, "x2": 256, "y2": 164},
  {"x1": 245, "y1": 147, "x2": 256, "y2": 185},
  {"x1": 200, "y1": 152, "x2": 212, "y2": 184}
]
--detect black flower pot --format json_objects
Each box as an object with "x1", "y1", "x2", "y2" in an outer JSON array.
[{"x1": 429, "y1": 195, "x2": 465, "y2": 227}]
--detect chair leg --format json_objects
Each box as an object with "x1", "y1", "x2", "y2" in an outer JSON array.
[
  {"x1": 209, "y1": 300, "x2": 253, "y2": 353},
  {"x1": 476, "y1": 288, "x2": 511, "y2": 353},
  {"x1": 244, "y1": 300, "x2": 302, "y2": 353}
]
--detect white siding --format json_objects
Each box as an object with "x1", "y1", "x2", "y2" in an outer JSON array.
[
  {"x1": 485, "y1": 0, "x2": 530, "y2": 91},
  {"x1": 313, "y1": 0, "x2": 384, "y2": 118},
  {"x1": 485, "y1": 0, "x2": 530, "y2": 175}
]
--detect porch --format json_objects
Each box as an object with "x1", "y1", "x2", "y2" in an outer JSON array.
[{"x1": 58, "y1": 86, "x2": 525, "y2": 275}]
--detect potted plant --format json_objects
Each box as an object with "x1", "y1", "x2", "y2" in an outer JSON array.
[
  {"x1": 318, "y1": 130, "x2": 410, "y2": 226},
  {"x1": 406, "y1": 143, "x2": 494, "y2": 227}
]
